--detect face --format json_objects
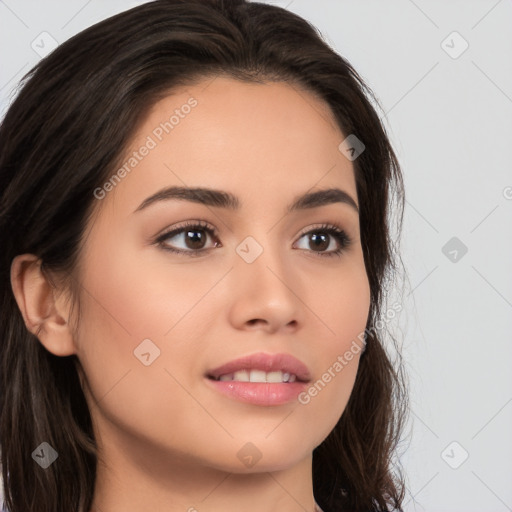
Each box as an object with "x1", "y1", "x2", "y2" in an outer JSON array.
[{"x1": 73, "y1": 76, "x2": 371, "y2": 473}]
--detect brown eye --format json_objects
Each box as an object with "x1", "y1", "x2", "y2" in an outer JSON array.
[
  {"x1": 173, "y1": 228, "x2": 208, "y2": 250},
  {"x1": 156, "y1": 221, "x2": 220, "y2": 256},
  {"x1": 155, "y1": 221, "x2": 351, "y2": 258},
  {"x1": 294, "y1": 224, "x2": 352, "y2": 258}
]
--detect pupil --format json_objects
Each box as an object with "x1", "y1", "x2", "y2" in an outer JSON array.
[
  {"x1": 186, "y1": 230, "x2": 205, "y2": 249},
  {"x1": 311, "y1": 233, "x2": 328, "y2": 251},
  {"x1": 183, "y1": 230, "x2": 330, "y2": 251}
]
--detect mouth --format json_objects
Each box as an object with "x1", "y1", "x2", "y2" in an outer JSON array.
[
  {"x1": 205, "y1": 353, "x2": 311, "y2": 406},
  {"x1": 206, "y1": 351, "x2": 312, "y2": 384},
  {"x1": 208, "y1": 369, "x2": 302, "y2": 383}
]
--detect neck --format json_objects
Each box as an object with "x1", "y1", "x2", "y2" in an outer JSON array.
[{"x1": 89, "y1": 417, "x2": 319, "y2": 512}]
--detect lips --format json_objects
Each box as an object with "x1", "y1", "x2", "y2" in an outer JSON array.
[{"x1": 206, "y1": 352, "x2": 312, "y2": 383}]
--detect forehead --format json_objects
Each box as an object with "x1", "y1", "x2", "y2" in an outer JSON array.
[{"x1": 97, "y1": 76, "x2": 357, "y2": 219}]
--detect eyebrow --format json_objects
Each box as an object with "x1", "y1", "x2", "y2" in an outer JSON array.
[{"x1": 133, "y1": 186, "x2": 359, "y2": 214}]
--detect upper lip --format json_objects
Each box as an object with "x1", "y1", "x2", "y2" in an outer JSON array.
[{"x1": 207, "y1": 352, "x2": 312, "y2": 383}]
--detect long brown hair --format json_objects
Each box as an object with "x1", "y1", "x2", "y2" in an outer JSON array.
[{"x1": 0, "y1": 1, "x2": 407, "y2": 510}]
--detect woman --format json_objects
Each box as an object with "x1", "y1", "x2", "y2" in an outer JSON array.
[{"x1": 0, "y1": 1, "x2": 407, "y2": 511}]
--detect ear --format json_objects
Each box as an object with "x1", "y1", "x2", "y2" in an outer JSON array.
[{"x1": 10, "y1": 254, "x2": 77, "y2": 357}]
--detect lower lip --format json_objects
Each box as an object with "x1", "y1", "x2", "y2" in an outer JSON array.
[{"x1": 205, "y1": 378, "x2": 308, "y2": 406}]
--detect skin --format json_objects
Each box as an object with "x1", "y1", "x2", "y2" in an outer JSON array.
[{"x1": 11, "y1": 76, "x2": 371, "y2": 512}]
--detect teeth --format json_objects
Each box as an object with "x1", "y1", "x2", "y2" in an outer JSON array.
[
  {"x1": 266, "y1": 371, "x2": 283, "y2": 383},
  {"x1": 216, "y1": 370, "x2": 298, "y2": 383},
  {"x1": 249, "y1": 369, "x2": 266, "y2": 383},
  {"x1": 233, "y1": 370, "x2": 250, "y2": 382}
]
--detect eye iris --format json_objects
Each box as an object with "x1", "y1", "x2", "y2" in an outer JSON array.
[
  {"x1": 309, "y1": 233, "x2": 329, "y2": 251},
  {"x1": 185, "y1": 229, "x2": 206, "y2": 249}
]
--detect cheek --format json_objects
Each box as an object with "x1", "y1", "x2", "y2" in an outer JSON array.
[
  {"x1": 295, "y1": 331, "x2": 365, "y2": 448},
  {"x1": 304, "y1": 251, "x2": 371, "y2": 349},
  {"x1": 80, "y1": 232, "x2": 222, "y2": 340},
  {"x1": 295, "y1": 257, "x2": 370, "y2": 439},
  {"x1": 73, "y1": 264, "x2": 206, "y2": 446},
  {"x1": 73, "y1": 238, "x2": 221, "y2": 418}
]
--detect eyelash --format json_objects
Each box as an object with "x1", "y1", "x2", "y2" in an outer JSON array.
[{"x1": 155, "y1": 220, "x2": 352, "y2": 258}]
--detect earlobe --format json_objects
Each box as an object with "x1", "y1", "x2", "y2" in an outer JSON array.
[{"x1": 10, "y1": 254, "x2": 77, "y2": 357}]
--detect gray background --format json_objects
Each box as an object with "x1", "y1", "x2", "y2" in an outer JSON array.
[{"x1": 1, "y1": 1, "x2": 511, "y2": 510}]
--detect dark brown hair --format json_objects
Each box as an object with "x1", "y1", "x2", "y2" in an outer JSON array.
[{"x1": 0, "y1": 1, "x2": 407, "y2": 511}]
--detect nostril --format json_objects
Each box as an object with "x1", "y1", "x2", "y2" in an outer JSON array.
[{"x1": 247, "y1": 319, "x2": 266, "y2": 327}]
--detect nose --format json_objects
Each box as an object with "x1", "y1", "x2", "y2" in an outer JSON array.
[{"x1": 227, "y1": 239, "x2": 301, "y2": 334}]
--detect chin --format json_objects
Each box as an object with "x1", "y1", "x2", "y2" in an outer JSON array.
[{"x1": 216, "y1": 454, "x2": 306, "y2": 474}]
